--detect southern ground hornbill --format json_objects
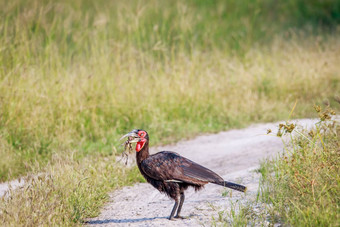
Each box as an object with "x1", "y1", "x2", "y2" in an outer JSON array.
[{"x1": 121, "y1": 129, "x2": 247, "y2": 220}]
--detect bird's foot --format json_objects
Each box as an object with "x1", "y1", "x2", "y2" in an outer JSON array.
[
  {"x1": 169, "y1": 215, "x2": 187, "y2": 220},
  {"x1": 174, "y1": 215, "x2": 187, "y2": 219}
]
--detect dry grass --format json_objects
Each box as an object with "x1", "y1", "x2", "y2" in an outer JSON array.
[
  {"x1": 0, "y1": 153, "x2": 144, "y2": 226},
  {"x1": 1, "y1": 0, "x2": 340, "y2": 181},
  {"x1": 1, "y1": 36, "x2": 339, "y2": 181}
]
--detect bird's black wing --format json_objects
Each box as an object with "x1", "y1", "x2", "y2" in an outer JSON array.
[{"x1": 140, "y1": 151, "x2": 224, "y2": 184}]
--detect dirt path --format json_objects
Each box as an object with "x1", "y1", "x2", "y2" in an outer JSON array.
[
  {"x1": 0, "y1": 179, "x2": 25, "y2": 198},
  {"x1": 86, "y1": 119, "x2": 317, "y2": 226}
]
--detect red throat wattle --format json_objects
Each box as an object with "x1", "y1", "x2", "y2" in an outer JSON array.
[{"x1": 136, "y1": 139, "x2": 146, "y2": 152}]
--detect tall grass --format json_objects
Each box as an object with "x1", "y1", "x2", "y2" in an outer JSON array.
[
  {"x1": 214, "y1": 106, "x2": 339, "y2": 226},
  {"x1": 1, "y1": 0, "x2": 340, "y2": 181},
  {"x1": 0, "y1": 153, "x2": 145, "y2": 226},
  {"x1": 258, "y1": 106, "x2": 339, "y2": 226}
]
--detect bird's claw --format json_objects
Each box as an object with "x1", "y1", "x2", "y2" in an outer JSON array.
[{"x1": 174, "y1": 215, "x2": 187, "y2": 219}]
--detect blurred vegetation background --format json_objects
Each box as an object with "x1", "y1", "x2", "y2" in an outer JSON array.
[{"x1": 0, "y1": 0, "x2": 340, "y2": 181}]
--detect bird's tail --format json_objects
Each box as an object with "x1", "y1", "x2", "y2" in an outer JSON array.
[{"x1": 215, "y1": 181, "x2": 247, "y2": 192}]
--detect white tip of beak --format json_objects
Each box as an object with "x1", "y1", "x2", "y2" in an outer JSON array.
[{"x1": 119, "y1": 131, "x2": 139, "y2": 141}]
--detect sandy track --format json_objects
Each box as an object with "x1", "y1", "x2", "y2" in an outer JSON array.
[
  {"x1": 0, "y1": 179, "x2": 25, "y2": 198},
  {"x1": 86, "y1": 119, "x2": 317, "y2": 226}
]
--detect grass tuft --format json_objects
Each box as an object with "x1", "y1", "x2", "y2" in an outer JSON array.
[
  {"x1": 259, "y1": 106, "x2": 339, "y2": 226},
  {"x1": 214, "y1": 105, "x2": 339, "y2": 226},
  {"x1": 0, "y1": 153, "x2": 145, "y2": 226}
]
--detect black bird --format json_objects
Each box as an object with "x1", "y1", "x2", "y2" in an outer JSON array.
[{"x1": 121, "y1": 129, "x2": 247, "y2": 220}]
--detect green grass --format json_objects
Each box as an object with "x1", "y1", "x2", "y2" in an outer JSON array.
[
  {"x1": 0, "y1": 0, "x2": 340, "y2": 225},
  {"x1": 1, "y1": 0, "x2": 340, "y2": 182},
  {"x1": 214, "y1": 106, "x2": 339, "y2": 226},
  {"x1": 1, "y1": 0, "x2": 340, "y2": 181},
  {"x1": 258, "y1": 106, "x2": 339, "y2": 226}
]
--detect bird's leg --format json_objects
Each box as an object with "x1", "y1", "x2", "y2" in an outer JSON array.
[
  {"x1": 169, "y1": 200, "x2": 179, "y2": 220},
  {"x1": 175, "y1": 192, "x2": 186, "y2": 219}
]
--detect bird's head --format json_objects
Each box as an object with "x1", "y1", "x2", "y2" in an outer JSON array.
[{"x1": 120, "y1": 129, "x2": 149, "y2": 152}]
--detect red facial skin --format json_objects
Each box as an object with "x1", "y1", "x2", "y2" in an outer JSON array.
[{"x1": 136, "y1": 130, "x2": 147, "y2": 152}]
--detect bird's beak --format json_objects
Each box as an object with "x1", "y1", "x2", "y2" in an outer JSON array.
[{"x1": 119, "y1": 131, "x2": 140, "y2": 143}]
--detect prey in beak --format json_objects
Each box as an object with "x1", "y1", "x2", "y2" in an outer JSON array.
[
  {"x1": 120, "y1": 129, "x2": 148, "y2": 154},
  {"x1": 120, "y1": 130, "x2": 141, "y2": 144},
  {"x1": 119, "y1": 129, "x2": 143, "y2": 165}
]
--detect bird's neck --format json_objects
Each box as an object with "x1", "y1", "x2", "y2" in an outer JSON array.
[{"x1": 136, "y1": 141, "x2": 150, "y2": 164}]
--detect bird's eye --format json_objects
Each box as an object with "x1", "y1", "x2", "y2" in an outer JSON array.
[{"x1": 138, "y1": 131, "x2": 146, "y2": 137}]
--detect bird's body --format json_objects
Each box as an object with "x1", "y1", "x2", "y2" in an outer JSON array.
[
  {"x1": 138, "y1": 150, "x2": 213, "y2": 202},
  {"x1": 121, "y1": 129, "x2": 247, "y2": 220}
]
